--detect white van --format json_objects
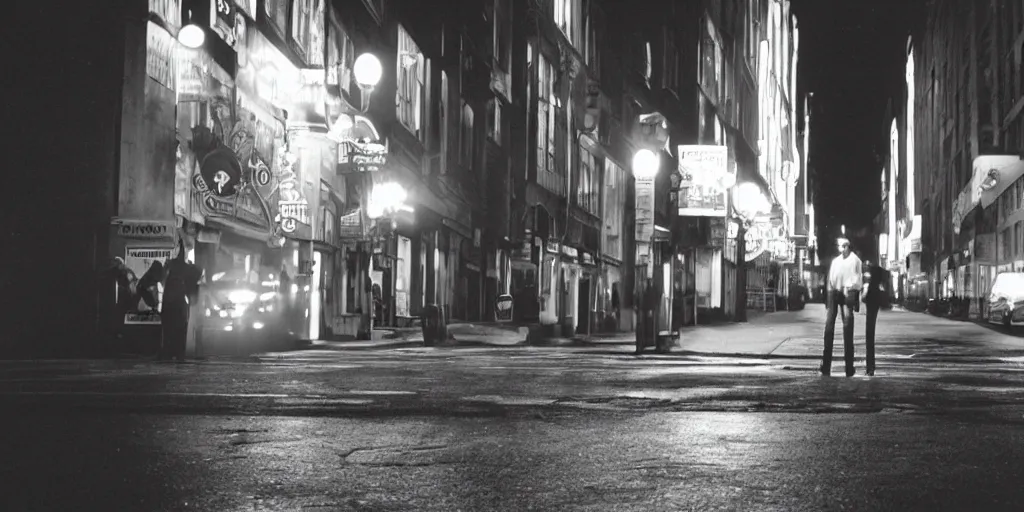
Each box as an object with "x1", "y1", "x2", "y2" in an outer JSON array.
[{"x1": 987, "y1": 272, "x2": 1024, "y2": 329}]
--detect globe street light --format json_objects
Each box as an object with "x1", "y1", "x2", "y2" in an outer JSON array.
[
  {"x1": 733, "y1": 182, "x2": 771, "y2": 220},
  {"x1": 367, "y1": 182, "x2": 408, "y2": 220},
  {"x1": 353, "y1": 53, "x2": 383, "y2": 89},
  {"x1": 177, "y1": 23, "x2": 205, "y2": 49},
  {"x1": 632, "y1": 148, "x2": 660, "y2": 179}
]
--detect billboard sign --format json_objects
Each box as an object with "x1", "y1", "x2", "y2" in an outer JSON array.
[{"x1": 677, "y1": 145, "x2": 730, "y2": 217}]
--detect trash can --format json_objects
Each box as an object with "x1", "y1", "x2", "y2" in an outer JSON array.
[{"x1": 420, "y1": 304, "x2": 447, "y2": 347}]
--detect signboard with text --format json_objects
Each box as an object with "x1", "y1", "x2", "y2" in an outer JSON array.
[
  {"x1": 677, "y1": 145, "x2": 730, "y2": 217},
  {"x1": 635, "y1": 175, "x2": 655, "y2": 243}
]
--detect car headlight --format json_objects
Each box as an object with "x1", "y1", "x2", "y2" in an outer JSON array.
[
  {"x1": 259, "y1": 292, "x2": 276, "y2": 302},
  {"x1": 228, "y1": 290, "x2": 258, "y2": 304}
]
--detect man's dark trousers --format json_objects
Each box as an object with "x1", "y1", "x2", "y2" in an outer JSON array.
[
  {"x1": 822, "y1": 289, "x2": 855, "y2": 376},
  {"x1": 864, "y1": 302, "x2": 879, "y2": 375}
]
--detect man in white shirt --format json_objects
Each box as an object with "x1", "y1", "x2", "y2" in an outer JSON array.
[{"x1": 822, "y1": 237, "x2": 862, "y2": 377}]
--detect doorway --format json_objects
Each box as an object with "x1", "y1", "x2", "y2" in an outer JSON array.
[{"x1": 577, "y1": 277, "x2": 590, "y2": 334}]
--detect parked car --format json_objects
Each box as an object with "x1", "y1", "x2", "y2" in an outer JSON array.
[{"x1": 987, "y1": 272, "x2": 1024, "y2": 330}]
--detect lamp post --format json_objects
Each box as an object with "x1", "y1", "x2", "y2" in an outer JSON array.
[
  {"x1": 732, "y1": 182, "x2": 772, "y2": 322},
  {"x1": 632, "y1": 148, "x2": 659, "y2": 354},
  {"x1": 326, "y1": 52, "x2": 386, "y2": 337}
]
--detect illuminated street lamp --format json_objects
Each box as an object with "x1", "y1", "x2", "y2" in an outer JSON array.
[
  {"x1": 733, "y1": 182, "x2": 772, "y2": 220},
  {"x1": 367, "y1": 182, "x2": 408, "y2": 220},
  {"x1": 353, "y1": 53, "x2": 382, "y2": 112},
  {"x1": 354, "y1": 53, "x2": 383, "y2": 89},
  {"x1": 632, "y1": 148, "x2": 661, "y2": 354},
  {"x1": 632, "y1": 149, "x2": 660, "y2": 179},
  {"x1": 177, "y1": 4, "x2": 205, "y2": 49}
]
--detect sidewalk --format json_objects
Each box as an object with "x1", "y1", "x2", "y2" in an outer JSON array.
[
  {"x1": 308, "y1": 322, "x2": 530, "y2": 351},
  {"x1": 556, "y1": 307, "x2": 822, "y2": 356}
]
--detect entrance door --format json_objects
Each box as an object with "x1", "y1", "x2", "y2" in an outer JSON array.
[{"x1": 577, "y1": 278, "x2": 590, "y2": 334}]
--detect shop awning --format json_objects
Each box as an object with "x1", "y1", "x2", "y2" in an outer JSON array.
[{"x1": 978, "y1": 156, "x2": 1024, "y2": 208}]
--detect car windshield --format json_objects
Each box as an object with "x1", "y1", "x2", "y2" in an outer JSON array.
[{"x1": 991, "y1": 273, "x2": 1024, "y2": 299}]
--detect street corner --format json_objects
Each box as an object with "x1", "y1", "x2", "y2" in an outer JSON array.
[{"x1": 445, "y1": 323, "x2": 530, "y2": 347}]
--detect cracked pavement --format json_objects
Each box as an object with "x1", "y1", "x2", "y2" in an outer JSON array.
[{"x1": 3, "y1": 306, "x2": 1024, "y2": 510}]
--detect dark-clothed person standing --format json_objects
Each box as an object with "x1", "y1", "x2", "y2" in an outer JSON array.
[
  {"x1": 822, "y1": 238, "x2": 862, "y2": 377},
  {"x1": 861, "y1": 261, "x2": 889, "y2": 376},
  {"x1": 162, "y1": 239, "x2": 202, "y2": 361}
]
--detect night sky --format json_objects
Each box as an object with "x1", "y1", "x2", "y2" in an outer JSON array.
[{"x1": 792, "y1": 0, "x2": 921, "y2": 259}]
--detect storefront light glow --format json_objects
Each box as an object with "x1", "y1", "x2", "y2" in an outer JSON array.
[
  {"x1": 253, "y1": 322, "x2": 265, "y2": 330},
  {"x1": 733, "y1": 182, "x2": 771, "y2": 218},
  {"x1": 228, "y1": 289, "x2": 258, "y2": 304},
  {"x1": 177, "y1": 23, "x2": 205, "y2": 49},
  {"x1": 632, "y1": 149, "x2": 659, "y2": 179},
  {"x1": 353, "y1": 53, "x2": 383, "y2": 88},
  {"x1": 367, "y1": 182, "x2": 408, "y2": 219}
]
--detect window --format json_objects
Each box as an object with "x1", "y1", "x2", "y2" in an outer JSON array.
[
  {"x1": 290, "y1": 0, "x2": 312, "y2": 57},
  {"x1": 662, "y1": 27, "x2": 679, "y2": 92},
  {"x1": 537, "y1": 55, "x2": 556, "y2": 174},
  {"x1": 552, "y1": 0, "x2": 580, "y2": 48},
  {"x1": 602, "y1": 160, "x2": 626, "y2": 260},
  {"x1": 577, "y1": 145, "x2": 598, "y2": 214},
  {"x1": 492, "y1": 0, "x2": 510, "y2": 71},
  {"x1": 460, "y1": 101, "x2": 474, "y2": 167},
  {"x1": 1011, "y1": 222, "x2": 1019, "y2": 258},
  {"x1": 307, "y1": 0, "x2": 326, "y2": 66},
  {"x1": 361, "y1": 0, "x2": 385, "y2": 25},
  {"x1": 487, "y1": 99, "x2": 502, "y2": 145},
  {"x1": 644, "y1": 41, "x2": 653, "y2": 82},
  {"x1": 583, "y1": 6, "x2": 600, "y2": 78},
  {"x1": 440, "y1": 71, "x2": 450, "y2": 174},
  {"x1": 327, "y1": 22, "x2": 355, "y2": 96},
  {"x1": 396, "y1": 25, "x2": 425, "y2": 138},
  {"x1": 264, "y1": 0, "x2": 289, "y2": 36}
]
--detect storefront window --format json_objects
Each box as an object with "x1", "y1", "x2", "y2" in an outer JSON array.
[
  {"x1": 396, "y1": 236, "x2": 412, "y2": 317},
  {"x1": 602, "y1": 160, "x2": 626, "y2": 260}
]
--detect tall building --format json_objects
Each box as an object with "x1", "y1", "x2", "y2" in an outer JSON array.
[
  {"x1": 10, "y1": 0, "x2": 806, "y2": 356},
  {"x1": 911, "y1": 0, "x2": 1023, "y2": 318}
]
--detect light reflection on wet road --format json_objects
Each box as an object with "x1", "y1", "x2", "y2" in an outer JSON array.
[{"x1": 2, "y1": 309, "x2": 1024, "y2": 509}]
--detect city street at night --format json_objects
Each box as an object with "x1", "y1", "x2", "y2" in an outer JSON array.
[{"x1": 3, "y1": 307, "x2": 1024, "y2": 511}]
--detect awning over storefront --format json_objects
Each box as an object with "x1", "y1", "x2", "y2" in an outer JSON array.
[{"x1": 978, "y1": 155, "x2": 1024, "y2": 208}]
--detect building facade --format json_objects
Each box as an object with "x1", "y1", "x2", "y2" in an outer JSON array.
[
  {"x1": 911, "y1": 0, "x2": 1024, "y2": 317},
  {"x1": 16, "y1": 0, "x2": 807, "y2": 357}
]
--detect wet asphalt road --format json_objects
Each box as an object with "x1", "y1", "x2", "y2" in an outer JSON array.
[{"x1": 2, "y1": 309, "x2": 1024, "y2": 511}]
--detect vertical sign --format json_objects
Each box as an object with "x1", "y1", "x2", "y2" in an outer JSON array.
[
  {"x1": 634, "y1": 175, "x2": 655, "y2": 244},
  {"x1": 146, "y1": 21, "x2": 177, "y2": 90},
  {"x1": 677, "y1": 145, "x2": 729, "y2": 217}
]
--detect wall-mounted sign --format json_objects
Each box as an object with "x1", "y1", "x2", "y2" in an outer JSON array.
[
  {"x1": 210, "y1": 0, "x2": 239, "y2": 48},
  {"x1": 546, "y1": 239, "x2": 560, "y2": 254},
  {"x1": 190, "y1": 124, "x2": 275, "y2": 234},
  {"x1": 561, "y1": 245, "x2": 579, "y2": 260},
  {"x1": 146, "y1": 21, "x2": 177, "y2": 90},
  {"x1": 113, "y1": 219, "x2": 176, "y2": 240},
  {"x1": 495, "y1": 294, "x2": 513, "y2": 322},
  {"x1": 149, "y1": 0, "x2": 181, "y2": 28},
  {"x1": 337, "y1": 141, "x2": 387, "y2": 174},
  {"x1": 951, "y1": 184, "x2": 974, "y2": 235},
  {"x1": 634, "y1": 175, "x2": 655, "y2": 243},
  {"x1": 580, "y1": 251, "x2": 595, "y2": 266},
  {"x1": 677, "y1": 145, "x2": 729, "y2": 217},
  {"x1": 123, "y1": 247, "x2": 174, "y2": 325}
]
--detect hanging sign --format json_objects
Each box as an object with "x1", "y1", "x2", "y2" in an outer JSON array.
[
  {"x1": 495, "y1": 294, "x2": 514, "y2": 322},
  {"x1": 113, "y1": 219, "x2": 176, "y2": 240},
  {"x1": 677, "y1": 145, "x2": 730, "y2": 217},
  {"x1": 635, "y1": 175, "x2": 655, "y2": 242}
]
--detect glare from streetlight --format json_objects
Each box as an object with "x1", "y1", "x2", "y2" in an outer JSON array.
[
  {"x1": 632, "y1": 149, "x2": 659, "y2": 179},
  {"x1": 733, "y1": 182, "x2": 770, "y2": 218},
  {"x1": 354, "y1": 53, "x2": 383, "y2": 89},
  {"x1": 367, "y1": 182, "x2": 407, "y2": 219},
  {"x1": 177, "y1": 24, "x2": 205, "y2": 49}
]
